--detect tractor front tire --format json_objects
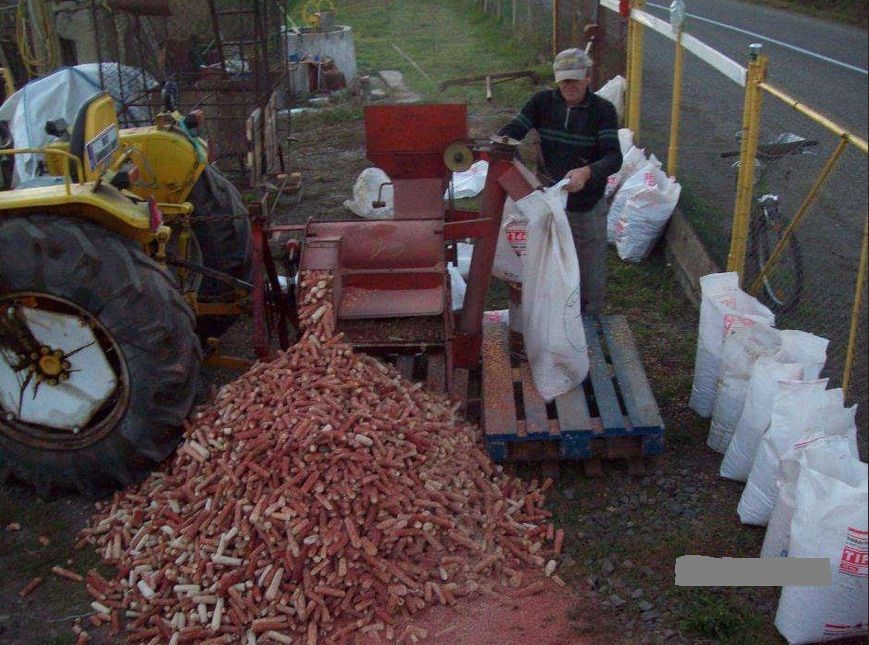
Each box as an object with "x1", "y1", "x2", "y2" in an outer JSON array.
[{"x1": 0, "y1": 215, "x2": 201, "y2": 496}]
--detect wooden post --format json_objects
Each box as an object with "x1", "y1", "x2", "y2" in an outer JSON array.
[{"x1": 552, "y1": 0, "x2": 559, "y2": 58}]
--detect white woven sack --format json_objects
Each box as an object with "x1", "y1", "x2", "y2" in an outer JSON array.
[
  {"x1": 343, "y1": 167, "x2": 394, "y2": 219},
  {"x1": 736, "y1": 380, "x2": 832, "y2": 525},
  {"x1": 614, "y1": 169, "x2": 681, "y2": 263},
  {"x1": 761, "y1": 409, "x2": 859, "y2": 558},
  {"x1": 689, "y1": 272, "x2": 775, "y2": 418},
  {"x1": 720, "y1": 357, "x2": 802, "y2": 481},
  {"x1": 492, "y1": 197, "x2": 527, "y2": 283},
  {"x1": 774, "y1": 461, "x2": 868, "y2": 644},
  {"x1": 605, "y1": 151, "x2": 660, "y2": 236},
  {"x1": 517, "y1": 180, "x2": 588, "y2": 401},
  {"x1": 708, "y1": 324, "x2": 781, "y2": 453},
  {"x1": 774, "y1": 330, "x2": 829, "y2": 379},
  {"x1": 595, "y1": 75, "x2": 626, "y2": 123}
]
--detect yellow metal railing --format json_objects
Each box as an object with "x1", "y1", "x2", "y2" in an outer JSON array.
[
  {"x1": 625, "y1": 0, "x2": 645, "y2": 137},
  {"x1": 0, "y1": 147, "x2": 84, "y2": 196},
  {"x1": 843, "y1": 215, "x2": 868, "y2": 397},
  {"x1": 727, "y1": 47, "x2": 767, "y2": 278}
]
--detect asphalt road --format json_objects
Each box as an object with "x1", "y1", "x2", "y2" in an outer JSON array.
[
  {"x1": 636, "y1": 0, "x2": 867, "y2": 244},
  {"x1": 631, "y1": 0, "x2": 868, "y2": 406}
]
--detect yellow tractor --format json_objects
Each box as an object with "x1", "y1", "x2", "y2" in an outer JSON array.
[{"x1": 0, "y1": 89, "x2": 252, "y2": 496}]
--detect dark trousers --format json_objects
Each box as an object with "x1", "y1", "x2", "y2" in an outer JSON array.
[{"x1": 568, "y1": 198, "x2": 608, "y2": 316}]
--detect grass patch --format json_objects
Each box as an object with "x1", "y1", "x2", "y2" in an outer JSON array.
[
  {"x1": 675, "y1": 588, "x2": 769, "y2": 643},
  {"x1": 677, "y1": 183, "x2": 731, "y2": 268},
  {"x1": 288, "y1": 0, "x2": 551, "y2": 108}
]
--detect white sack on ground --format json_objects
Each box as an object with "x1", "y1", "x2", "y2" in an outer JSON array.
[
  {"x1": 448, "y1": 264, "x2": 466, "y2": 313},
  {"x1": 605, "y1": 151, "x2": 660, "y2": 231},
  {"x1": 708, "y1": 324, "x2": 782, "y2": 453},
  {"x1": 736, "y1": 380, "x2": 832, "y2": 525},
  {"x1": 720, "y1": 357, "x2": 802, "y2": 481},
  {"x1": 617, "y1": 128, "x2": 634, "y2": 156},
  {"x1": 516, "y1": 179, "x2": 588, "y2": 401},
  {"x1": 0, "y1": 64, "x2": 159, "y2": 186},
  {"x1": 343, "y1": 167, "x2": 394, "y2": 219},
  {"x1": 595, "y1": 75, "x2": 626, "y2": 123},
  {"x1": 455, "y1": 242, "x2": 473, "y2": 281},
  {"x1": 774, "y1": 461, "x2": 868, "y2": 644},
  {"x1": 492, "y1": 197, "x2": 527, "y2": 283},
  {"x1": 689, "y1": 272, "x2": 776, "y2": 417},
  {"x1": 444, "y1": 160, "x2": 489, "y2": 199},
  {"x1": 613, "y1": 167, "x2": 681, "y2": 262},
  {"x1": 761, "y1": 410, "x2": 859, "y2": 558},
  {"x1": 774, "y1": 330, "x2": 829, "y2": 379}
]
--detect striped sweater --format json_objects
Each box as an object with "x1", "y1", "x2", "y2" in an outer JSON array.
[{"x1": 498, "y1": 89, "x2": 622, "y2": 212}]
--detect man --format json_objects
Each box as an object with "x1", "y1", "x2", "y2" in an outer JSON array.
[{"x1": 498, "y1": 48, "x2": 622, "y2": 315}]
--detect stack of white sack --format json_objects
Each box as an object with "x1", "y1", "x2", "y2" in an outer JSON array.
[
  {"x1": 720, "y1": 330, "x2": 829, "y2": 482},
  {"x1": 761, "y1": 406, "x2": 859, "y2": 558},
  {"x1": 606, "y1": 151, "x2": 661, "y2": 237},
  {"x1": 707, "y1": 324, "x2": 781, "y2": 453},
  {"x1": 612, "y1": 166, "x2": 681, "y2": 262},
  {"x1": 773, "y1": 456, "x2": 867, "y2": 644},
  {"x1": 737, "y1": 381, "x2": 837, "y2": 524},
  {"x1": 604, "y1": 128, "x2": 642, "y2": 201},
  {"x1": 689, "y1": 272, "x2": 776, "y2": 418}
]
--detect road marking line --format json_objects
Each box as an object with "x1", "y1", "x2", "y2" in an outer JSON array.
[{"x1": 645, "y1": 1, "x2": 869, "y2": 76}]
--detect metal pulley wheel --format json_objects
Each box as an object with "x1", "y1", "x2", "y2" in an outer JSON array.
[{"x1": 443, "y1": 141, "x2": 474, "y2": 172}]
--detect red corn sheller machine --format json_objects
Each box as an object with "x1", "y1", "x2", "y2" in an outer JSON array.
[{"x1": 256, "y1": 103, "x2": 540, "y2": 391}]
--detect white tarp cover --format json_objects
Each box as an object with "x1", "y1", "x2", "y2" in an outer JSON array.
[{"x1": 0, "y1": 64, "x2": 158, "y2": 186}]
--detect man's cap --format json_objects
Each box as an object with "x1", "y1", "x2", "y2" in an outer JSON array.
[{"x1": 553, "y1": 48, "x2": 591, "y2": 82}]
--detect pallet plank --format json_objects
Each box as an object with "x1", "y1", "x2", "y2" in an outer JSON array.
[
  {"x1": 483, "y1": 315, "x2": 664, "y2": 467},
  {"x1": 482, "y1": 321, "x2": 518, "y2": 436},
  {"x1": 602, "y1": 316, "x2": 664, "y2": 431},
  {"x1": 519, "y1": 362, "x2": 549, "y2": 436},
  {"x1": 554, "y1": 388, "x2": 593, "y2": 433},
  {"x1": 583, "y1": 317, "x2": 624, "y2": 431}
]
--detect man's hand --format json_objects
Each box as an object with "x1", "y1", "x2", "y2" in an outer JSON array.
[{"x1": 562, "y1": 166, "x2": 592, "y2": 192}]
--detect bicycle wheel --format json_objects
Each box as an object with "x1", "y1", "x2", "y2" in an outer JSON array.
[{"x1": 749, "y1": 200, "x2": 804, "y2": 316}]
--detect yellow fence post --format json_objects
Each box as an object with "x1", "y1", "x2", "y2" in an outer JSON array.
[
  {"x1": 624, "y1": 11, "x2": 634, "y2": 126},
  {"x1": 667, "y1": 20, "x2": 685, "y2": 178},
  {"x1": 727, "y1": 44, "x2": 767, "y2": 280},
  {"x1": 842, "y1": 213, "x2": 868, "y2": 398},
  {"x1": 626, "y1": 0, "x2": 645, "y2": 138}
]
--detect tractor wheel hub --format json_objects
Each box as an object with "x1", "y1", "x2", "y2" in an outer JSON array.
[{"x1": 0, "y1": 301, "x2": 118, "y2": 433}]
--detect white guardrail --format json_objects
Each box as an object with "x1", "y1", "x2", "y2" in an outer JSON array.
[{"x1": 599, "y1": 0, "x2": 747, "y2": 87}]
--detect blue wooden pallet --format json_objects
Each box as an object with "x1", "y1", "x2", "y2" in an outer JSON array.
[{"x1": 482, "y1": 315, "x2": 664, "y2": 464}]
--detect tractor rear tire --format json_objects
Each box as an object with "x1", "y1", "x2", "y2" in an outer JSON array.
[
  {"x1": 0, "y1": 215, "x2": 201, "y2": 496},
  {"x1": 189, "y1": 169, "x2": 253, "y2": 341}
]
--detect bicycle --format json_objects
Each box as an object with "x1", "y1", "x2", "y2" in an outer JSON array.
[{"x1": 722, "y1": 133, "x2": 818, "y2": 316}]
